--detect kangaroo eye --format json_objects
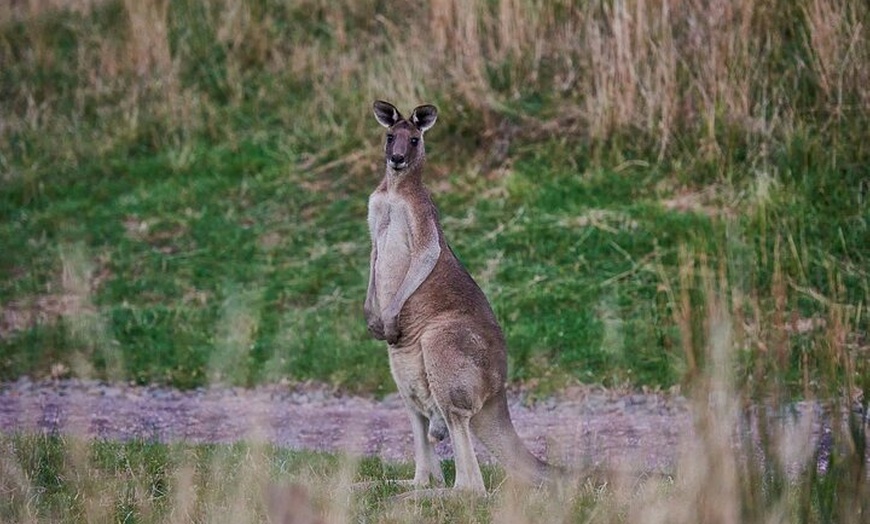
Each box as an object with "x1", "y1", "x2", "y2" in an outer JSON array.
[
  {"x1": 386, "y1": 134, "x2": 394, "y2": 143},
  {"x1": 410, "y1": 137, "x2": 420, "y2": 146}
]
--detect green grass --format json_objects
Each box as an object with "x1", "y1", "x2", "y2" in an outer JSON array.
[
  {"x1": 3, "y1": 129, "x2": 864, "y2": 395},
  {"x1": 0, "y1": 434, "x2": 515, "y2": 523},
  {"x1": 1, "y1": 411, "x2": 865, "y2": 524},
  {"x1": 0, "y1": 136, "x2": 721, "y2": 391}
]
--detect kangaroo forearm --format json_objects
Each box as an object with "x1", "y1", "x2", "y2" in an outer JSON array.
[
  {"x1": 364, "y1": 247, "x2": 379, "y2": 316},
  {"x1": 384, "y1": 244, "x2": 441, "y2": 319},
  {"x1": 364, "y1": 245, "x2": 388, "y2": 341},
  {"x1": 364, "y1": 288, "x2": 379, "y2": 321}
]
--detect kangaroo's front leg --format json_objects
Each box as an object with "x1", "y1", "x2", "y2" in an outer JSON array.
[
  {"x1": 364, "y1": 244, "x2": 386, "y2": 340},
  {"x1": 366, "y1": 193, "x2": 388, "y2": 341}
]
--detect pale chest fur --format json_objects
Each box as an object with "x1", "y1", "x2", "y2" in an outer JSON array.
[{"x1": 368, "y1": 192, "x2": 412, "y2": 309}]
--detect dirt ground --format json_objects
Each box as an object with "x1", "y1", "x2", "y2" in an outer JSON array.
[{"x1": 0, "y1": 377, "x2": 850, "y2": 476}]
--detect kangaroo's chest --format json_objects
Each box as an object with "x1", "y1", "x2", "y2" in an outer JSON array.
[{"x1": 369, "y1": 195, "x2": 413, "y2": 304}]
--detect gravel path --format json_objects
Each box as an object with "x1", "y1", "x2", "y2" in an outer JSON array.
[{"x1": 0, "y1": 378, "x2": 853, "y2": 476}]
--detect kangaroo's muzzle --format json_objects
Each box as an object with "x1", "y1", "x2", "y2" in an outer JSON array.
[{"x1": 389, "y1": 154, "x2": 407, "y2": 170}]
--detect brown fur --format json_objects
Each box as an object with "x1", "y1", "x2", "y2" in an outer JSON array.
[{"x1": 364, "y1": 100, "x2": 554, "y2": 493}]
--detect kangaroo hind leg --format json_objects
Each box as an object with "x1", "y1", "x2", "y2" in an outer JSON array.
[
  {"x1": 408, "y1": 410, "x2": 445, "y2": 487},
  {"x1": 422, "y1": 327, "x2": 492, "y2": 494},
  {"x1": 443, "y1": 411, "x2": 486, "y2": 493}
]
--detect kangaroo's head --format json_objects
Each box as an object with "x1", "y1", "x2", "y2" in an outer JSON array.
[{"x1": 373, "y1": 100, "x2": 438, "y2": 173}]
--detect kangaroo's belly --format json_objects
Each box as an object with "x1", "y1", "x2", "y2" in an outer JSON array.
[{"x1": 388, "y1": 344, "x2": 436, "y2": 416}]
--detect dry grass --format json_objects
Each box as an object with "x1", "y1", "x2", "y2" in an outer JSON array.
[
  {"x1": 4, "y1": 0, "x2": 867, "y2": 171},
  {"x1": 803, "y1": 0, "x2": 870, "y2": 117},
  {"x1": 0, "y1": 0, "x2": 107, "y2": 20}
]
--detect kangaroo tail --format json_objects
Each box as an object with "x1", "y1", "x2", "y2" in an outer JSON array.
[{"x1": 470, "y1": 393, "x2": 559, "y2": 486}]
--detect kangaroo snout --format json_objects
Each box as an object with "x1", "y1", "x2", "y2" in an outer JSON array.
[{"x1": 389, "y1": 153, "x2": 406, "y2": 169}]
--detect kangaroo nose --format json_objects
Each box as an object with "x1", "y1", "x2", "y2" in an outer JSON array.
[{"x1": 390, "y1": 154, "x2": 405, "y2": 165}]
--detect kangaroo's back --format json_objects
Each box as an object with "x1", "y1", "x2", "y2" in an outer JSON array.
[{"x1": 400, "y1": 188, "x2": 505, "y2": 350}]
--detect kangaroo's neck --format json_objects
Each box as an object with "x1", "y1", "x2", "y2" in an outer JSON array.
[{"x1": 384, "y1": 162, "x2": 425, "y2": 193}]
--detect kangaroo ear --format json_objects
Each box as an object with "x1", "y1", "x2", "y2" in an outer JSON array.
[
  {"x1": 373, "y1": 100, "x2": 402, "y2": 128},
  {"x1": 411, "y1": 104, "x2": 438, "y2": 132}
]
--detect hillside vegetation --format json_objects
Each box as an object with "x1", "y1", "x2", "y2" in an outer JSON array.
[{"x1": 1, "y1": 0, "x2": 867, "y2": 395}]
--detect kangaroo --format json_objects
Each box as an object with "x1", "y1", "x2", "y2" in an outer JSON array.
[{"x1": 364, "y1": 100, "x2": 555, "y2": 493}]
